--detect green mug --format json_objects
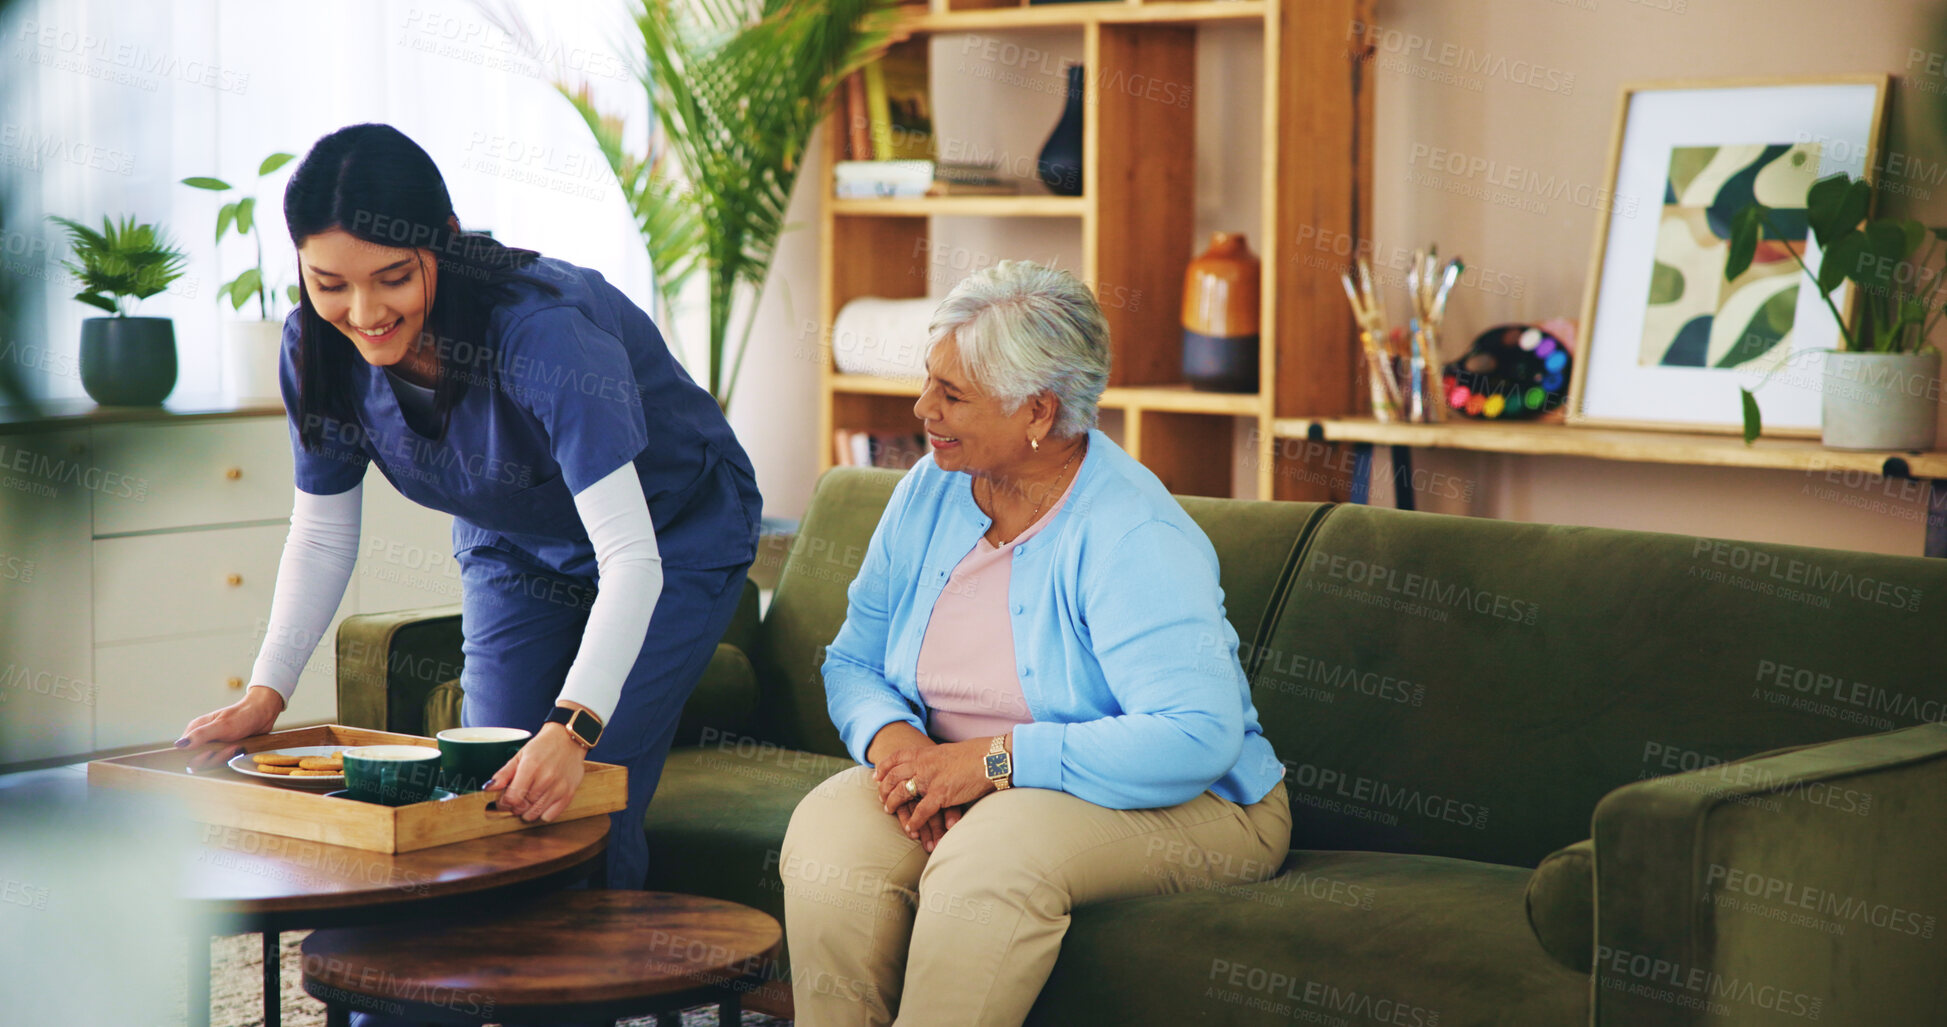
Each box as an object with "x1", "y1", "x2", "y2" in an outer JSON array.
[
  {"x1": 437, "y1": 727, "x2": 531, "y2": 793},
  {"x1": 342, "y1": 745, "x2": 443, "y2": 806}
]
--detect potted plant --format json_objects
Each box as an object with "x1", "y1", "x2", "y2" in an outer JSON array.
[
  {"x1": 1725, "y1": 171, "x2": 1942, "y2": 449},
  {"x1": 491, "y1": 0, "x2": 897, "y2": 408},
  {"x1": 182, "y1": 152, "x2": 298, "y2": 404},
  {"x1": 48, "y1": 214, "x2": 189, "y2": 406}
]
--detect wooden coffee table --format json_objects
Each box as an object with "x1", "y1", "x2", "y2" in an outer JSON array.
[
  {"x1": 187, "y1": 815, "x2": 608, "y2": 1027},
  {"x1": 302, "y1": 891, "x2": 782, "y2": 1026}
]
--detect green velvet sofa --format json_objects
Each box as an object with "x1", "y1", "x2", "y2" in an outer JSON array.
[{"x1": 336, "y1": 466, "x2": 1947, "y2": 1025}]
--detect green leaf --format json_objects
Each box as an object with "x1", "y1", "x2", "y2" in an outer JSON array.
[
  {"x1": 216, "y1": 202, "x2": 237, "y2": 244},
  {"x1": 1740, "y1": 387, "x2": 1762, "y2": 445},
  {"x1": 181, "y1": 176, "x2": 232, "y2": 191},
  {"x1": 1726, "y1": 205, "x2": 1767, "y2": 281},
  {"x1": 1840, "y1": 179, "x2": 1873, "y2": 235},
  {"x1": 1807, "y1": 173, "x2": 1852, "y2": 247},
  {"x1": 286, "y1": 284, "x2": 301, "y2": 306},
  {"x1": 1900, "y1": 218, "x2": 1927, "y2": 258},
  {"x1": 1855, "y1": 221, "x2": 1907, "y2": 303},
  {"x1": 234, "y1": 197, "x2": 255, "y2": 236},
  {"x1": 257, "y1": 152, "x2": 295, "y2": 177},
  {"x1": 229, "y1": 267, "x2": 262, "y2": 311},
  {"x1": 74, "y1": 292, "x2": 118, "y2": 314},
  {"x1": 1819, "y1": 231, "x2": 1864, "y2": 294}
]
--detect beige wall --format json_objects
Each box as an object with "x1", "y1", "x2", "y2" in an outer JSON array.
[
  {"x1": 1369, "y1": 0, "x2": 1947, "y2": 556},
  {"x1": 745, "y1": 0, "x2": 1947, "y2": 558}
]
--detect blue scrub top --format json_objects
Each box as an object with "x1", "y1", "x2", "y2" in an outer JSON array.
[{"x1": 280, "y1": 256, "x2": 760, "y2": 579}]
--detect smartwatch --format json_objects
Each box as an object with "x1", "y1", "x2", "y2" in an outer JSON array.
[
  {"x1": 985, "y1": 736, "x2": 1013, "y2": 790},
  {"x1": 546, "y1": 704, "x2": 604, "y2": 750}
]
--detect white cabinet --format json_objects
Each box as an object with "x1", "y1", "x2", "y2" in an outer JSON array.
[
  {"x1": 0, "y1": 413, "x2": 460, "y2": 768},
  {"x1": 0, "y1": 429, "x2": 96, "y2": 765}
]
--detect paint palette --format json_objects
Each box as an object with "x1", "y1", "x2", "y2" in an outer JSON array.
[{"x1": 1442, "y1": 324, "x2": 1572, "y2": 420}]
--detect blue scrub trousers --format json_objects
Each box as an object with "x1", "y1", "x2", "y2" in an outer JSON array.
[
  {"x1": 456, "y1": 544, "x2": 749, "y2": 891},
  {"x1": 347, "y1": 547, "x2": 749, "y2": 1027}
]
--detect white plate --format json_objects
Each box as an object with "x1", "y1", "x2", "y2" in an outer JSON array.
[{"x1": 227, "y1": 745, "x2": 351, "y2": 788}]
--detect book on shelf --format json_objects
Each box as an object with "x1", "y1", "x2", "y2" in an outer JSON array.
[
  {"x1": 842, "y1": 72, "x2": 871, "y2": 162},
  {"x1": 832, "y1": 429, "x2": 932, "y2": 470},
  {"x1": 879, "y1": 39, "x2": 933, "y2": 161},
  {"x1": 862, "y1": 61, "x2": 894, "y2": 162}
]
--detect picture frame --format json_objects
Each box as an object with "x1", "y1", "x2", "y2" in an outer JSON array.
[{"x1": 1568, "y1": 75, "x2": 1890, "y2": 435}]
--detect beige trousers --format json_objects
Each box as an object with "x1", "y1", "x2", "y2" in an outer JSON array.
[{"x1": 779, "y1": 764, "x2": 1292, "y2": 1027}]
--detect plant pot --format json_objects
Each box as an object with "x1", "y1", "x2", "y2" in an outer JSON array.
[
  {"x1": 1821, "y1": 350, "x2": 1940, "y2": 451},
  {"x1": 223, "y1": 319, "x2": 285, "y2": 405},
  {"x1": 79, "y1": 317, "x2": 177, "y2": 406},
  {"x1": 1180, "y1": 232, "x2": 1261, "y2": 393}
]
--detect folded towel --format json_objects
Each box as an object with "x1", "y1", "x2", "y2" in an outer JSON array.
[{"x1": 831, "y1": 297, "x2": 936, "y2": 380}]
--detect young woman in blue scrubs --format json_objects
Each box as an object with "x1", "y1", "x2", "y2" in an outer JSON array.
[{"x1": 176, "y1": 123, "x2": 762, "y2": 901}]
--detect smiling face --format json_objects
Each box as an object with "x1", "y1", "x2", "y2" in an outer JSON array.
[
  {"x1": 912, "y1": 332, "x2": 1047, "y2": 477},
  {"x1": 296, "y1": 228, "x2": 438, "y2": 371}
]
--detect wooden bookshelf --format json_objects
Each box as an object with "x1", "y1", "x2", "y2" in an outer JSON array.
[
  {"x1": 817, "y1": 0, "x2": 1375, "y2": 498},
  {"x1": 1277, "y1": 418, "x2": 1947, "y2": 478},
  {"x1": 829, "y1": 196, "x2": 1086, "y2": 218}
]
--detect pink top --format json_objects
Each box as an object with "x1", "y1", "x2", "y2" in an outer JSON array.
[{"x1": 916, "y1": 472, "x2": 1077, "y2": 742}]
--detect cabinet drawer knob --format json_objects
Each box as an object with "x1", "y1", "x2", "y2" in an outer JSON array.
[
  {"x1": 226, "y1": 676, "x2": 244, "y2": 690},
  {"x1": 225, "y1": 467, "x2": 243, "y2": 481},
  {"x1": 226, "y1": 573, "x2": 243, "y2": 587}
]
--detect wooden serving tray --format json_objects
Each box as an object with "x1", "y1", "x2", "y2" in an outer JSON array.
[{"x1": 87, "y1": 724, "x2": 627, "y2": 853}]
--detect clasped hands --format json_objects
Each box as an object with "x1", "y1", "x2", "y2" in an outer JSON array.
[{"x1": 869, "y1": 723, "x2": 1004, "y2": 853}]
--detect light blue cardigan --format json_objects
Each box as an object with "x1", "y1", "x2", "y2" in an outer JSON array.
[{"x1": 822, "y1": 429, "x2": 1284, "y2": 810}]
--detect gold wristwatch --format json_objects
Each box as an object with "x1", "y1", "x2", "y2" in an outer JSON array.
[{"x1": 985, "y1": 736, "x2": 1013, "y2": 790}]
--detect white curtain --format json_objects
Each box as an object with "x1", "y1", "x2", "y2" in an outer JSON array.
[{"x1": 2, "y1": 0, "x2": 665, "y2": 401}]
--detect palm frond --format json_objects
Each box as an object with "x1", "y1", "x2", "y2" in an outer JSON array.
[{"x1": 498, "y1": 0, "x2": 897, "y2": 404}]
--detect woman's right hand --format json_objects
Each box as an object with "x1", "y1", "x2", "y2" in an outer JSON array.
[
  {"x1": 176, "y1": 685, "x2": 285, "y2": 749},
  {"x1": 868, "y1": 721, "x2": 935, "y2": 809}
]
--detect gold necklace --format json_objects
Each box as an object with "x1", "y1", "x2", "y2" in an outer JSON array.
[{"x1": 981, "y1": 439, "x2": 1084, "y2": 547}]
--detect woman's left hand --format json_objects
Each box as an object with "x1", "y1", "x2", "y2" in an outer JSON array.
[
  {"x1": 876, "y1": 738, "x2": 999, "y2": 837},
  {"x1": 486, "y1": 723, "x2": 587, "y2": 823}
]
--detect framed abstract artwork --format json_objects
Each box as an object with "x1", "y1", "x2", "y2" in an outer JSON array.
[{"x1": 1569, "y1": 76, "x2": 1889, "y2": 434}]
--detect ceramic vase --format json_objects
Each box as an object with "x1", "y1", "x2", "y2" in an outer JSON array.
[
  {"x1": 1036, "y1": 65, "x2": 1085, "y2": 197},
  {"x1": 1180, "y1": 232, "x2": 1261, "y2": 392}
]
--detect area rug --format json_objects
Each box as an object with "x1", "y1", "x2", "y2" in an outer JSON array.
[{"x1": 209, "y1": 932, "x2": 791, "y2": 1027}]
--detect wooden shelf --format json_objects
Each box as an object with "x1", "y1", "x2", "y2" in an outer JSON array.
[
  {"x1": 1101, "y1": 384, "x2": 1262, "y2": 415},
  {"x1": 830, "y1": 196, "x2": 1087, "y2": 218},
  {"x1": 835, "y1": 375, "x2": 1263, "y2": 417},
  {"x1": 898, "y1": 1, "x2": 1269, "y2": 34},
  {"x1": 820, "y1": 0, "x2": 1374, "y2": 499},
  {"x1": 1275, "y1": 418, "x2": 1947, "y2": 478},
  {"x1": 832, "y1": 373, "x2": 923, "y2": 396}
]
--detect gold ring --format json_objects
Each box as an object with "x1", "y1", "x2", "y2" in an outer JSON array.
[{"x1": 905, "y1": 778, "x2": 918, "y2": 796}]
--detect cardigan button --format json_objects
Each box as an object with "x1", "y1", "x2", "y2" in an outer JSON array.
[{"x1": 1012, "y1": 603, "x2": 1024, "y2": 615}]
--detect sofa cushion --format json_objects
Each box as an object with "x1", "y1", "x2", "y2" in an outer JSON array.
[
  {"x1": 1251, "y1": 503, "x2": 1947, "y2": 868},
  {"x1": 424, "y1": 677, "x2": 463, "y2": 736},
  {"x1": 642, "y1": 745, "x2": 853, "y2": 923},
  {"x1": 1525, "y1": 839, "x2": 1595, "y2": 973},
  {"x1": 1172, "y1": 495, "x2": 1329, "y2": 653},
  {"x1": 755, "y1": 468, "x2": 904, "y2": 757},
  {"x1": 1029, "y1": 849, "x2": 1587, "y2": 1026}
]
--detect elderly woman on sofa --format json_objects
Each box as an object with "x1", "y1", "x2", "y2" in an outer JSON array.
[{"x1": 780, "y1": 261, "x2": 1291, "y2": 1026}]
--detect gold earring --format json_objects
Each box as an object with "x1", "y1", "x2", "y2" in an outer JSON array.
[{"x1": 1030, "y1": 436, "x2": 1040, "y2": 451}]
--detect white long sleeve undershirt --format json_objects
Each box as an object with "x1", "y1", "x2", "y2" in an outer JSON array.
[{"x1": 247, "y1": 463, "x2": 663, "y2": 727}]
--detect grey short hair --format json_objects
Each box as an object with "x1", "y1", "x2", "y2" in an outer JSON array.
[{"x1": 927, "y1": 260, "x2": 1111, "y2": 439}]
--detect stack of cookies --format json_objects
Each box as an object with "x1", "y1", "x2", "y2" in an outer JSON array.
[{"x1": 251, "y1": 751, "x2": 344, "y2": 777}]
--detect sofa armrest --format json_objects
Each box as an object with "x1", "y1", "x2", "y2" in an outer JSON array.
[
  {"x1": 1590, "y1": 722, "x2": 1947, "y2": 1025},
  {"x1": 336, "y1": 606, "x2": 465, "y2": 735},
  {"x1": 337, "y1": 580, "x2": 765, "y2": 742}
]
